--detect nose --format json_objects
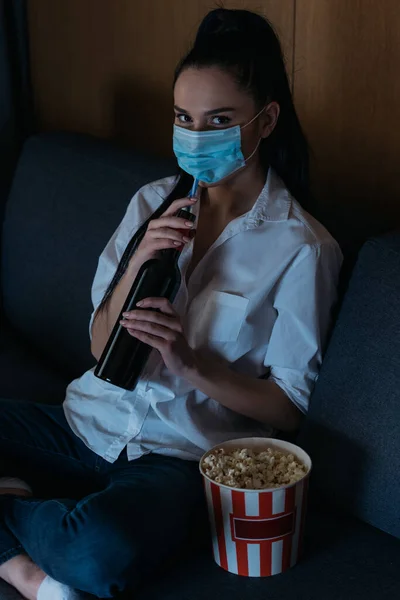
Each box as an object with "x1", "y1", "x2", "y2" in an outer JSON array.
[{"x1": 192, "y1": 121, "x2": 208, "y2": 132}]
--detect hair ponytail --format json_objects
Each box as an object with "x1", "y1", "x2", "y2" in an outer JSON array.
[{"x1": 261, "y1": 83, "x2": 310, "y2": 210}]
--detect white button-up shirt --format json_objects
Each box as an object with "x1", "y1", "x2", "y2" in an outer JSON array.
[{"x1": 63, "y1": 169, "x2": 343, "y2": 463}]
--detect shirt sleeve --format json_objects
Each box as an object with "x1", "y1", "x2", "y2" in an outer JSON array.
[{"x1": 264, "y1": 241, "x2": 343, "y2": 414}]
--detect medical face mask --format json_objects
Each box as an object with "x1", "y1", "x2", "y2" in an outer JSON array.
[{"x1": 173, "y1": 108, "x2": 264, "y2": 185}]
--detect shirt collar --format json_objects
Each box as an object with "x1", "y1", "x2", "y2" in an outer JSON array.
[
  {"x1": 191, "y1": 168, "x2": 292, "y2": 235},
  {"x1": 244, "y1": 168, "x2": 291, "y2": 227}
]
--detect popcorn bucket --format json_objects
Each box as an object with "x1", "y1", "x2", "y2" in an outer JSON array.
[{"x1": 200, "y1": 438, "x2": 312, "y2": 577}]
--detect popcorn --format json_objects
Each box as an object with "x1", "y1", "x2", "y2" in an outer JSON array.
[{"x1": 202, "y1": 447, "x2": 308, "y2": 489}]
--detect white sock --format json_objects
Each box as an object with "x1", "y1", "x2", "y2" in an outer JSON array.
[{"x1": 37, "y1": 575, "x2": 83, "y2": 600}]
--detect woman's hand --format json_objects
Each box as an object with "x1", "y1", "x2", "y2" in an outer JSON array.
[
  {"x1": 120, "y1": 297, "x2": 197, "y2": 377},
  {"x1": 134, "y1": 197, "x2": 196, "y2": 264},
  {"x1": 119, "y1": 300, "x2": 302, "y2": 432},
  {"x1": 91, "y1": 197, "x2": 196, "y2": 362}
]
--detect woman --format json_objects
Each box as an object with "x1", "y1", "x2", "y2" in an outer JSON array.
[{"x1": 0, "y1": 8, "x2": 342, "y2": 600}]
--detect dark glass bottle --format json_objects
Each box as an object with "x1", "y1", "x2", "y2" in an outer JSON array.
[{"x1": 94, "y1": 208, "x2": 195, "y2": 390}]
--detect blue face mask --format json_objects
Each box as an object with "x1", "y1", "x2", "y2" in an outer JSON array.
[{"x1": 173, "y1": 108, "x2": 264, "y2": 185}]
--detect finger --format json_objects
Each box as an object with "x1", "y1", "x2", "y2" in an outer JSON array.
[
  {"x1": 127, "y1": 329, "x2": 165, "y2": 351},
  {"x1": 148, "y1": 216, "x2": 195, "y2": 231},
  {"x1": 121, "y1": 320, "x2": 176, "y2": 341},
  {"x1": 146, "y1": 239, "x2": 186, "y2": 251},
  {"x1": 147, "y1": 227, "x2": 192, "y2": 244},
  {"x1": 163, "y1": 197, "x2": 197, "y2": 217},
  {"x1": 121, "y1": 310, "x2": 183, "y2": 332},
  {"x1": 135, "y1": 297, "x2": 177, "y2": 315}
]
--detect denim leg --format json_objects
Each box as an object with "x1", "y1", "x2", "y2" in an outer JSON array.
[
  {"x1": 3, "y1": 454, "x2": 205, "y2": 598},
  {"x1": 0, "y1": 399, "x2": 100, "y2": 492},
  {"x1": 0, "y1": 399, "x2": 104, "y2": 565}
]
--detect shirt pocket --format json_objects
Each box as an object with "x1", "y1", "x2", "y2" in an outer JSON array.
[{"x1": 190, "y1": 291, "x2": 249, "y2": 346}]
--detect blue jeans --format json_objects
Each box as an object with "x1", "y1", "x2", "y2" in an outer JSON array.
[{"x1": 0, "y1": 399, "x2": 205, "y2": 598}]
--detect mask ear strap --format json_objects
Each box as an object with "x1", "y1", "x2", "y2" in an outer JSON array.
[
  {"x1": 241, "y1": 106, "x2": 266, "y2": 130},
  {"x1": 244, "y1": 138, "x2": 262, "y2": 163}
]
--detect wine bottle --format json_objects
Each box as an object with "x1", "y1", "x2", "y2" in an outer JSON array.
[{"x1": 94, "y1": 208, "x2": 196, "y2": 390}]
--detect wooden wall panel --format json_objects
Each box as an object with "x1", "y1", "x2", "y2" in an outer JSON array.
[
  {"x1": 28, "y1": 0, "x2": 294, "y2": 157},
  {"x1": 294, "y1": 0, "x2": 400, "y2": 240}
]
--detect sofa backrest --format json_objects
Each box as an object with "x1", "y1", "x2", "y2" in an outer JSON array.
[
  {"x1": 299, "y1": 233, "x2": 400, "y2": 539},
  {"x1": 1, "y1": 133, "x2": 175, "y2": 378}
]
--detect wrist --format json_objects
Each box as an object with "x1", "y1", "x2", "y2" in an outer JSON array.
[
  {"x1": 181, "y1": 350, "x2": 206, "y2": 384},
  {"x1": 182, "y1": 350, "x2": 221, "y2": 386}
]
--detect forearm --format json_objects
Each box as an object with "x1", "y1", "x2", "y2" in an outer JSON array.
[
  {"x1": 91, "y1": 258, "x2": 141, "y2": 361},
  {"x1": 185, "y1": 355, "x2": 303, "y2": 432}
]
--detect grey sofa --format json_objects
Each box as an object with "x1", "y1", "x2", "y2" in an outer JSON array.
[{"x1": 0, "y1": 133, "x2": 399, "y2": 599}]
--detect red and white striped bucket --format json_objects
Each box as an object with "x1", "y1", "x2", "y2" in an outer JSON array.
[{"x1": 200, "y1": 437, "x2": 311, "y2": 577}]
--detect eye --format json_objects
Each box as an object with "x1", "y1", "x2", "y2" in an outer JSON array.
[
  {"x1": 210, "y1": 115, "x2": 232, "y2": 126},
  {"x1": 175, "y1": 113, "x2": 192, "y2": 125}
]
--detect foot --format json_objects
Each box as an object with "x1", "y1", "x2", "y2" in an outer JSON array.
[
  {"x1": 0, "y1": 481, "x2": 83, "y2": 599},
  {"x1": 0, "y1": 556, "x2": 83, "y2": 600},
  {"x1": 0, "y1": 480, "x2": 42, "y2": 599},
  {"x1": 0, "y1": 554, "x2": 46, "y2": 600},
  {"x1": 0, "y1": 477, "x2": 32, "y2": 497}
]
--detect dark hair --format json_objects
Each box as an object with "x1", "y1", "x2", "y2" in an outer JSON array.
[
  {"x1": 178, "y1": 8, "x2": 310, "y2": 207},
  {"x1": 99, "y1": 8, "x2": 310, "y2": 311}
]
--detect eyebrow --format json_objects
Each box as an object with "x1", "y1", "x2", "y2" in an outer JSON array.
[{"x1": 174, "y1": 105, "x2": 236, "y2": 116}]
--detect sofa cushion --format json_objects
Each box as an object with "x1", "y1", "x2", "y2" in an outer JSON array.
[
  {"x1": 1, "y1": 133, "x2": 175, "y2": 379},
  {"x1": 0, "y1": 320, "x2": 68, "y2": 403},
  {"x1": 298, "y1": 232, "x2": 400, "y2": 538},
  {"x1": 136, "y1": 509, "x2": 399, "y2": 600},
  {"x1": 0, "y1": 582, "x2": 22, "y2": 600}
]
